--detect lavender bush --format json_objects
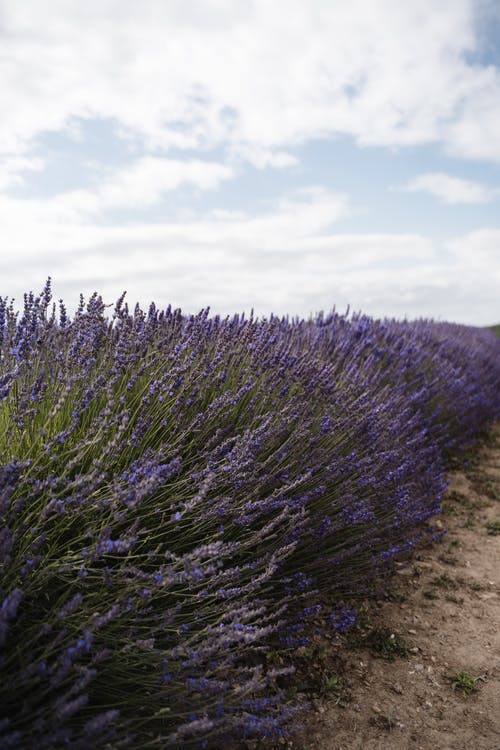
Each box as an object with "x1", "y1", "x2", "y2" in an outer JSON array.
[{"x1": 1, "y1": 280, "x2": 499, "y2": 748}]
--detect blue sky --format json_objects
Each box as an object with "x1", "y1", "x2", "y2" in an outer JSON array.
[{"x1": 0, "y1": 0, "x2": 499, "y2": 324}]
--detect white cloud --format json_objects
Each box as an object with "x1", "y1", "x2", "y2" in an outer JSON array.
[
  {"x1": 402, "y1": 172, "x2": 500, "y2": 204},
  {"x1": 0, "y1": 185, "x2": 350, "y2": 253},
  {"x1": 99, "y1": 158, "x2": 234, "y2": 208},
  {"x1": 60, "y1": 157, "x2": 234, "y2": 214},
  {"x1": 1, "y1": 0, "x2": 500, "y2": 161},
  {"x1": 446, "y1": 227, "x2": 500, "y2": 266},
  {"x1": 0, "y1": 185, "x2": 497, "y2": 325},
  {"x1": 228, "y1": 145, "x2": 299, "y2": 169},
  {"x1": 0, "y1": 156, "x2": 45, "y2": 191},
  {"x1": 3, "y1": 157, "x2": 234, "y2": 219},
  {"x1": 445, "y1": 63, "x2": 500, "y2": 162}
]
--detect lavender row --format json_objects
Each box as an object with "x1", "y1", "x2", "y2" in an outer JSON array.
[{"x1": 0, "y1": 280, "x2": 498, "y2": 748}]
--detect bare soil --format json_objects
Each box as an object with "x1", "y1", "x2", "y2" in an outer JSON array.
[{"x1": 287, "y1": 425, "x2": 500, "y2": 750}]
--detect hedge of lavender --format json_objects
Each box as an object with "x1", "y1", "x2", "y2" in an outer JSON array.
[{"x1": 1, "y1": 281, "x2": 499, "y2": 749}]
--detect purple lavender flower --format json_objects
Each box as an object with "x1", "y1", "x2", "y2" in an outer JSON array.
[
  {"x1": 0, "y1": 281, "x2": 498, "y2": 749},
  {"x1": 328, "y1": 607, "x2": 357, "y2": 633}
]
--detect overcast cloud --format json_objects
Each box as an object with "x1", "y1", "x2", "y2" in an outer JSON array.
[{"x1": 0, "y1": 0, "x2": 499, "y2": 324}]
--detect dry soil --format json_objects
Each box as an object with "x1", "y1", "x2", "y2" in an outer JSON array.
[{"x1": 287, "y1": 425, "x2": 500, "y2": 750}]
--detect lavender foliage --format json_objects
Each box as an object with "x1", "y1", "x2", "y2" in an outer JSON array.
[{"x1": 0, "y1": 280, "x2": 499, "y2": 748}]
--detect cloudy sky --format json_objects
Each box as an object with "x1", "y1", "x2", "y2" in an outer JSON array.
[{"x1": 1, "y1": 0, "x2": 499, "y2": 324}]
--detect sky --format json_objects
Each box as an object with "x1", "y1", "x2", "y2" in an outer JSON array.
[{"x1": 0, "y1": 0, "x2": 499, "y2": 325}]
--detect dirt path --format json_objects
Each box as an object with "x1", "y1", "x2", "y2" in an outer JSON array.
[{"x1": 294, "y1": 425, "x2": 500, "y2": 750}]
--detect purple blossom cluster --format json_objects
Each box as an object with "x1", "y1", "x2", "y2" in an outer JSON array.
[{"x1": 0, "y1": 280, "x2": 499, "y2": 748}]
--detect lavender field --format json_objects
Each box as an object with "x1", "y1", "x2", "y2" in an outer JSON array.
[{"x1": 1, "y1": 280, "x2": 499, "y2": 749}]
